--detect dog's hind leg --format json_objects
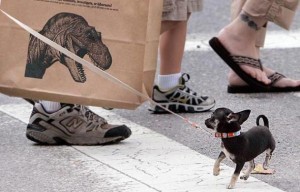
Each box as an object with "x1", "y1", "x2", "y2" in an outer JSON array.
[
  {"x1": 228, "y1": 161, "x2": 245, "y2": 189},
  {"x1": 213, "y1": 151, "x2": 226, "y2": 176},
  {"x1": 240, "y1": 160, "x2": 255, "y2": 180},
  {"x1": 263, "y1": 148, "x2": 273, "y2": 169},
  {"x1": 264, "y1": 137, "x2": 276, "y2": 170}
]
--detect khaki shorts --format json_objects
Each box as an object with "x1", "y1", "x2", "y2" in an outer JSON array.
[{"x1": 162, "y1": 0, "x2": 203, "y2": 21}]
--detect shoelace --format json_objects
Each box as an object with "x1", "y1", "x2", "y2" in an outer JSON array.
[
  {"x1": 178, "y1": 73, "x2": 197, "y2": 96},
  {"x1": 75, "y1": 105, "x2": 107, "y2": 126}
]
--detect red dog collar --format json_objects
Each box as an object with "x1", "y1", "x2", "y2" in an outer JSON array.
[{"x1": 215, "y1": 131, "x2": 241, "y2": 138}]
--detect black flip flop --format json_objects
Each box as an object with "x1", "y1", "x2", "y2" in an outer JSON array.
[
  {"x1": 209, "y1": 37, "x2": 271, "y2": 91},
  {"x1": 228, "y1": 72, "x2": 300, "y2": 93},
  {"x1": 210, "y1": 37, "x2": 300, "y2": 93}
]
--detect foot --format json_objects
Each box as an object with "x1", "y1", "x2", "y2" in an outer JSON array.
[
  {"x1": 217, "y1": 28, "x2": 271, "y2": 85},
  {"x1": 240, "y1": 174, "x2": 250, "y2": 180},
  {"x1": 228, "y1": 67, "x2": 300, "y2": 88},
  {"x1": 26, "y1": 102, "x2": 131, "y2": 145},
  {"x1": 149, "y1": 73, "x2": 215, "y2": 113}
]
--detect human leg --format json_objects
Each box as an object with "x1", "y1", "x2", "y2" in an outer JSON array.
[
  {"x1": 159, "y1": 0, "x2": 195, "y2": 90},
  {"x1": 159, "y1": 20, "x2": 187, "y2": 77},
  {"x1": 211, "y1": 0, "x2": 300, "y2": 92},
  {"x1": 157, "y1": 19, "x2": 188, "y2": 92},
  {"x1": 150, "y1": 0, "x2": 215, "y2": 113},
  {"x1": 217, "y1": 9, "x2": 270, "y2": 84},
  {"x1": 228, "y1": 0, "x2": 300, "y2": 91}
]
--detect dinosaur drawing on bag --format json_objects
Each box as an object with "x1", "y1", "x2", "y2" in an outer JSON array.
[{"x1": 25, "y1": 12, "x2": 112, "y2": 83}]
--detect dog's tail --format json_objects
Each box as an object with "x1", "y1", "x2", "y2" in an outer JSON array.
[{"x1": 256, "y1": 115, "x2": 269, "y2": 128}]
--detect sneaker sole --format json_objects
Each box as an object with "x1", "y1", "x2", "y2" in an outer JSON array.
[
  {"x1": 26, "y1": 124, "x2": 129, "y2": 145},
  {"x1": 149, "y1": 102, "x2": 215, "y2": 114}
]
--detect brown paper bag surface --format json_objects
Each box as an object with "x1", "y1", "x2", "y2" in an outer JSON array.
[{"x1": 0, "y1": 0, "x2": 162, "y2": 109}]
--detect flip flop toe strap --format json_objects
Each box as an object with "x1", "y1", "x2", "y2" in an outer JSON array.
[
  {"x1": 268, "y1": 72, "x2": 285, "y2": 85},
  {"x1": 231, "y1": 56, "x2": 263, "y2": 70}
]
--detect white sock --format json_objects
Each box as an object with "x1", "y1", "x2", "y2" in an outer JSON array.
[
  {"x1": 40, "y1": 101, "x2": 61, "y2": 113},
  {"x1": 157, "y1": 72, "x2": 181, "y2": 90}
]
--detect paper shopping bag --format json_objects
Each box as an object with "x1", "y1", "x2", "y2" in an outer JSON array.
[{"x1": 0, "y1": 0, "x2": 162, "y2": 109}]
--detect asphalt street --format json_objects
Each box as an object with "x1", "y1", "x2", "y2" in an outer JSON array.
[{"x1": 0, "y1": 1, "x2": 300, "y2": 192}]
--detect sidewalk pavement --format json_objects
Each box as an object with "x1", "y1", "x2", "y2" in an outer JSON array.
[{"x1": 0, "y1": 102, "x2": 284, "y2": 192}]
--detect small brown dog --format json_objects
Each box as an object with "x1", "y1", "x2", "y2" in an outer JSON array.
[{"x1": 205, "y1": 108, "x2": 276, "y2": 189}]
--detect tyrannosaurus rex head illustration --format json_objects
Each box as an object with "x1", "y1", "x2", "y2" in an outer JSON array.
[{"x1": 25, "y1": 12, "x2": 112, "y2": 83}]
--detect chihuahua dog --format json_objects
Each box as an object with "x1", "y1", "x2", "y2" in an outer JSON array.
[{"x1": 205, "y1": 108, "x2": 275, "y2": 189}]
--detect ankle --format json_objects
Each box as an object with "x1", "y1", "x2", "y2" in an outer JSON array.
[
  {"x1": 240, "y1": 11, "x2": 268, "y2": 30},
  {"x1": 40, "y1": 101, "x2": 61, "y2": 113},
  {"x1": 217, "y1": 28, "x2": 257, "y2": 59},
  {"x1": 157, "y1": 72, "x2": 181, "y2": 90},
  {"x1": 219, "y1": 21, "x2": 256, "y2": 45}
]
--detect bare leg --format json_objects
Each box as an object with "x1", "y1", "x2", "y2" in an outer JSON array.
[
  {"x1": 150, "y1": 12, "x2": 215, "y2": 113},
  {"x1": 217, "y1": 11, "x2": 271, "y2": 85},
  {"x1": 159, "y1": 14, "x2": 190, "y2": 75},
  {"x1": 228, "y1": 1, "x2": 300, "y2": 88}
]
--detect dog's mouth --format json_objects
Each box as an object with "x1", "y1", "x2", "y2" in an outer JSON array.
[
  {"x1": 205, "y1": 119, "x2": 216, "y2": 130},
  {"x1": 74, "y1": 49, "x2": 88, "y2": 83}
]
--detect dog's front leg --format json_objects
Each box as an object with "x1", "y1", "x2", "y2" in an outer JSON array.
[
  {"x1": 213, "y1": 151, "x2": 226, "y2": 176},
  {"x1": 240, "y1": 160, "x2": 255, "y2": 180},
  {"x1": 228, "y1": 161, "x2": 245, "y2": 189}
]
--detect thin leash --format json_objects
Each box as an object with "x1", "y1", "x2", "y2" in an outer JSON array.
[{"x1": 1, "y1": 9, "x2": 212, "y2": 135}]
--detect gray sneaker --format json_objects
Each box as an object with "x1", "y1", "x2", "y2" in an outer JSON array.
[
  {"x1": 26, "y1": 102, "x2": 131, "y2": 145},
  {"x1": 149, "y1": 73, "x2": 215, "y2": 113}
]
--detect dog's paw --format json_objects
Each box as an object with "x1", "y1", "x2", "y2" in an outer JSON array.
[
  {"x1": 227, "y1": 184, "x2": 235, "y2": 189},
  {"x1": 263, "y1": 162, "x2": 269, "y2": 170},
  {"x1": 213, "y1": 167, "x2": 220, "y2": 176},
  {"x1": 240, "y1": 175, "x2": 249, "y2": 180}
]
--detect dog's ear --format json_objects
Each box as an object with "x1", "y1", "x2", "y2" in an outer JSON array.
[{"x1": 227, "y1": 110, "x2": 251, "y2": 125}]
